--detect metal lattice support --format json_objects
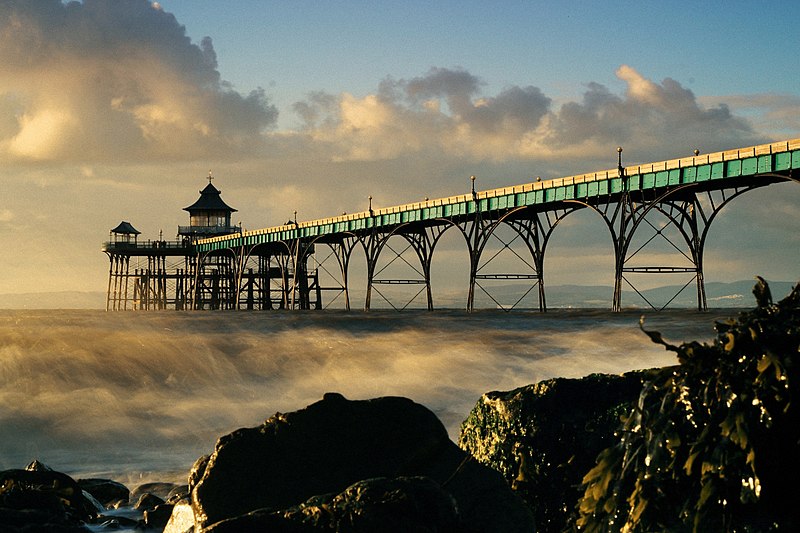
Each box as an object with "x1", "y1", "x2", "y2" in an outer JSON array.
[
  {"x1": 310, "y1": 235, "x2": 360, "y2": 310},
  {"x1": 455, "y1": 205, "x2": 578, "y2": 312},
  {"x1": 363, "y1": 225, "x2": 444, "y2": 311},
  {"x1": 607, "y1": 181, "x2": 771, "y2": 311}
]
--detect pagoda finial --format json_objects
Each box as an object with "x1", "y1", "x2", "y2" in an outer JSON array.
[{"x1": 207, "y1": 170, "x2": 214, "y2": 184}]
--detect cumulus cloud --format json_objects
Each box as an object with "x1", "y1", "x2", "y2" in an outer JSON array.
[
  {"x1": 292, "y1": 64, "x2": 761, "y2": 164},
  {"x1": 701, "y1": 93, "x2": 800, "y2": 140},
  {"x1": 0, "y1": 0, "x2": 277, "y2": 163}
]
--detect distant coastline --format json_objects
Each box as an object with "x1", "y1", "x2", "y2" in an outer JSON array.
[{"x1": 0, "y1": 279, "x2": 794, "y2": 310}]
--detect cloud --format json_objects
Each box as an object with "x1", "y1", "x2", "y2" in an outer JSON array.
[
  {"x1": 291, "y1": 65, "x2": 762, "y2": 164},
  {"x1": 0, "y1": 0, "x2": 277, "y2": 163},
  {"x1": 700, "y1": 93, "x2": 800, "y2": 139}
]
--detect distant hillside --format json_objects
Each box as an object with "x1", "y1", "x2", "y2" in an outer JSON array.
[{"x1": 0, "y1": 280, "x2": 795, "y2": 310}]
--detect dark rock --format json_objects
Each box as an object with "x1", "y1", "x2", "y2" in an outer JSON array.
[
  {"x1": 0, "y1": 467, "x2": 97, "y2": 532},
  {"x1": 24, "y1": 460, "x2": 54, "y2": 472},
  {"x1": 189, "y1": 393, "x2": 534, "y2": 532},
  {"x1": 131, "y1": 481, "x2": 178, "y2": 502},
  {"x1": 144, "y1": 502, "x2": 175, "y2": 529},
  {"x1": 166, "y1": 484, "x2": 190, "y2": 504},
  {"x1": 459, "y1": 370, "x2": 656, "y2": 531},
  {"x1": 77, "y1": 479, "x2": 130, "y2": 508},
  {"x1": 203, "y1": 476, "x2": 459, "y2": 533},
  {"x1": 134, "y1": 492, "x2": 165, "y2": 512},
  {"x1": 90, "y1": 514, "x2": 141, "y2": 529}
]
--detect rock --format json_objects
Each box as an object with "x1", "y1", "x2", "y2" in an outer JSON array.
[
  {"x1": 166, "y1": 484, "x2": 190, "y2": 504},
  {"x1": 131, "y1": 481, "x2": 179, "y2": 502},
  {"x1": 164, "y1": 499, "x2": 195, "y2": 533},
  {"x1": 459, "y1": 370, "x2": 656, "y2": 531},
  {"x1": 186, "y1": 392, "x2": 534, "y2": 531},
  {"x1": 134, "y1": 492, "x2": 165, "y2": 512},
  {"x1": 0, "y1": 467, "x2": 97, "y2": 532},
  {"x1": 24, "y1": 459, "x2": 53, "y2": 472},
  {"x1": 202, "y1": 476, "x2": 459, "y2": 532},
  {"x1": 0, "y1": 507, "x2": 91, "y2": 532},
  {"x1": 144, "y1": 502, "x2": 175, "y2": 529},
  {"x1": 77, "y1": 479, "x2": 130, "y2": 508}
]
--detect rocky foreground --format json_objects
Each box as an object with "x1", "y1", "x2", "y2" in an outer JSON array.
[{"x1": 3, "y1": 280, "x2": 798, "y2": 532}]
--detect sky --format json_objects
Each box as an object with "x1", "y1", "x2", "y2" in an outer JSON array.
[{"x1": 1, "y1": 0, "x2": 799, "y2": 303}]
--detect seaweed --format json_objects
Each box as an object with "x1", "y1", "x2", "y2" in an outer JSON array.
[{"x1": 576, "y1": 278, "x2": 800, "y2": 532}]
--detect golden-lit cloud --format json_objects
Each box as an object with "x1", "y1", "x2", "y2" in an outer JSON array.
[
  {"x1": 0, "y1": 0, "x2": 277, "y2": 163},
  {"x1": 291, "y1": 65, "x2": 760, "y2": 164}
]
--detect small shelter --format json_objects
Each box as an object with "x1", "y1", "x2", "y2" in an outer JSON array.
[
  {"x1": 110, "y1": 221, "x2": 140, "y2": 245},
  {"x1": 179, "y1": 173, "x2": 239, "y2": 238}
]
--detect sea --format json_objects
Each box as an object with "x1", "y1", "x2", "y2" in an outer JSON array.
[{"x1": 0, "y1": 308, "x2": 738, "y2": 488}]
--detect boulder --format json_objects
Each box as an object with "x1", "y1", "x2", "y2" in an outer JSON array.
[
  {"x1": 0, "y1": 467, "x2": 97, "y2": 532},
  {"x1": 459, "y1": 371, "x2": 656, "y2": 531},
  {"x1": 130, "y1": 481, "x2": 180, "y2": 502},
  {"x1": 77, "y1": 479, "x2": 130, "y2": 509},
  {"x1": 183, "y1": 393, "x2": 534, "y2": 532},
  {"x1": 134, "y1": 492, "x2": 165, "y2": 512},
  {"x1": 203, "y1": 476, "x2": 459, "y2": 532}
]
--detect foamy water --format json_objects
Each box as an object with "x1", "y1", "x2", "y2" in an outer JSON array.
[{"x1": 0, "y1": 308, "x2": 733, "y2": 485}]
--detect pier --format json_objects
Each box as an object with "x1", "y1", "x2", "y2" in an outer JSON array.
[{"x1": 103, "y1": 139, "x2": 800, "y2": 311}]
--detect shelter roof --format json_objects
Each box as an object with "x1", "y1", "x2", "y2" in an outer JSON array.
[
  {"x1": 183, "y1": 182, "x2": 237, "y2": 213},
  {"x1": 111, "y1": 221, "x2": 140, "y2": 234}
]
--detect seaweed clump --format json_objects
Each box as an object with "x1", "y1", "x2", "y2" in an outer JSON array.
[{"x1": 577, "y1": 278, "x2": 800, "y2": 532}]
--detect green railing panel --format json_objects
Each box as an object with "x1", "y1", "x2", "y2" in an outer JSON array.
[
  {"x1": 562, "y1": 186, "x2": 574, "y2": 200},
  {"x1": 655, "y1": 171, "x2": 668, "y2": 187},
  {"x1": 628, "y1": 174, "x2": 641, "y2": 190},
  {"x1": 774, "y1": 152, "x2": 791, "y2": 171},
  {"x1": 642, "y1": 173, "x2": 656, "y2": 189},
  {"x1": 792, "y1": 151, "x2": 800, "y2": 169},
  {"x1": 710, "y1": 162, "x2": 724, "y2": 179},
  {"x1": 742, "y1": 157, "x2": 758, "y2": 175},
  {"x1": 609, "y1": 178, "x2": 622, "y2": 193},
  {"x1": 668, "y1": 169, "x2": 681, "y2": 185},
  {"x1": 757, "y1": 155, "x2": 772, "y2": 173},
  {"x1": 545, "y1": 188, "x2": 556, "y2": 202},
  {"x1": 587, "y1": 182, "x2": 598, "y2": 197},
  {"x1": 726, "y1": 160, "x2": 741, "y2": 177},
  {"x1": 488, "y1": 197, "x2": 498, "y2": 210},
  {"x1": 467, "y1": 201, "x2": 477, "y2": 214},
  {"x1": 576, "y1": 182, "x2": 588, "y2": 197},
  {"x1": 554, "y1": 187, "x2": 565, "y2": 201},
  {"x1": 682, "y1": 167, "x2": 697, "y2": 183},
  {"x1": 498, "y1": 196, "x2": 509, "y2": 209},
  {"x1": 598, "y1": 181, "x2": 609, "y2": 195},
  {"x1": 697, "y1": 165, "x2": 711, "y2": 181}
]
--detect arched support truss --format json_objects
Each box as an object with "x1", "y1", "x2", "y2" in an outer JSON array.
[{"x1": 605, "y1": 180, "x2": 775, "y2": 311}]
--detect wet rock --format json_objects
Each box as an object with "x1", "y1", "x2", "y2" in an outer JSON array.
[
  {"x1": 131, "y1": 481, "x2": 179, "y2": 502},
  {"x1": 144, "y1": 502, "x2": 175, "y2": 529},
  {"x1": 164, "y1": 499, "x2": 195, "y2": 533},
  {"x1": 77, "y1": 478, "x2": 130, "y2": 508},
  {"x1": 459, "y1": 370, "x2": 656, "y2": 531},
  {"x1": 0, "y1": 467, "x2": 98, "y2": 532},
  {"x1": 185, "y1": 392, "x2": 533, "y2": 532},
  {"x1": 203, "y1": 476, "x2": 459, "y2": 532},
  {"x1": 134, "y1": 492, "x2": 165, "y2": 512}
]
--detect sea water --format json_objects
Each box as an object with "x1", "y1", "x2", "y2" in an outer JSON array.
[{"x1": 0, "y1": 308, "x2": 736, "y2": 486}]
